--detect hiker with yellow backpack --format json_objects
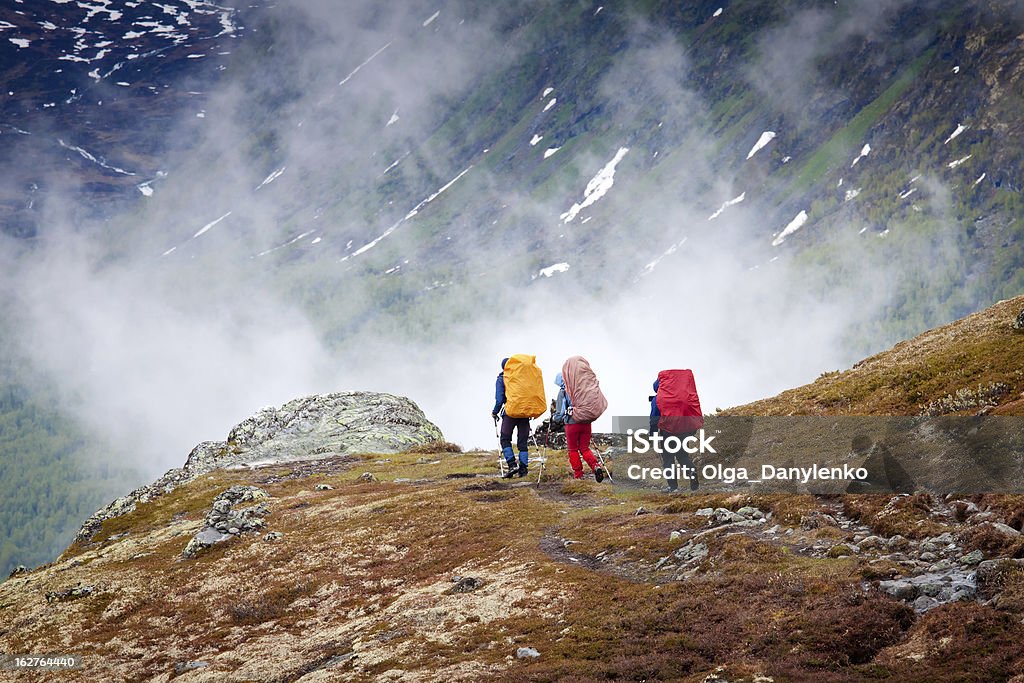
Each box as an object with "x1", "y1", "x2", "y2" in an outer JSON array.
[{"x1": 492, "y1": 355, "x2": 546, "y2": 478}]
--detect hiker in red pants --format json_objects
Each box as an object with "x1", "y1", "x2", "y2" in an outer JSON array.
[{"x1": 558, "y1": 356, "x2": 609, "y2": 481}]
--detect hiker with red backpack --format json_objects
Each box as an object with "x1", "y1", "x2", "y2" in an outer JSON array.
[
  {"x1": 650, "y1": 369, "x2": 704, "y2": 492},
  {"x1": 559, "y1": 355, "x2": 608, "y2": 482},
  {"x1": 492, "y1": 355, "x2": 546, "y2": 478}
]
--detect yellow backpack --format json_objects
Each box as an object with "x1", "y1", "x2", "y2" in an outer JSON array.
[{"x1": 503, "y1": 354, "x2": 546, "y2": 419}]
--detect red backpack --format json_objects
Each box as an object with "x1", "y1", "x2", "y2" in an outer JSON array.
[{"x1": 656, "y1": 369, "x2": 704, "y2": 434}]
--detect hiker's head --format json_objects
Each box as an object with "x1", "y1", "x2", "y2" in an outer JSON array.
[
  {"x1": 501, "y1": 357, "x2": 509, "y2": 369},
  {"x1": 554, "y1": 372, "x2": 564, "y2": 387},
  {"x1": 653, "y1": 378, "x2": 660, "y2": 392}
]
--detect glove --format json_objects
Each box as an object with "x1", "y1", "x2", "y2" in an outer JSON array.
[{"x1": 491, "y1": 413, "x2": 498, "y2": 420}]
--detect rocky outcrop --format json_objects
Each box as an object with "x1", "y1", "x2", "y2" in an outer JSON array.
[
  {"x1": 77, "y1": 392, "x2": 443, "y2": 541},
  {"x1": 182, "y1": 486, "x2": 271, "y2": 558}
]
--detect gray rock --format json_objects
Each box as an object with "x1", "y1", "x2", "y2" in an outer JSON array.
[
  {"x1": 446, "y1": 577, "x2": 485, "y2": 594},
  {"x1": 45, "y1": 584, "x2": 94, "y2": 603},
  {"x1": 695, "y1": 508, "x2": 714, "y2": 517},
  {"x1": 669, "y1": 531, "x2": 682, "y2": 541},
  {"x1": 990, "y1": 523, "x2": 1020, "y2": 537},
  {"x1": 263, "y1": 532, "x2": 284, "y2": 542},
  {"x1": 175, "y1": 661, "x2": 209, "y2": 674},
  {"x1": 913, "y1": 595, "x2": 940, "y2": 612},
  {"x1": 931, "y1": 532, "x2": 955, "y2": 545},
  {"x1": 858, "y1": 536, "x2": 885, "y2": 551},
  {"x1": 315, "y1": 484, "x2": 334, "y2": 491},
  {"x1": 800, "y1": 512, "x2": 839, "y2": 529},
  {"x1": 736, "y1": 506, "x2": 764, "y2": 520},
  {"x1": 1012, "y1": 308, "x2": 1024, "y2": 331},
  {"x1": 919, "y1": 551, "x2": 938, "y2": 562},
  {"x1": 929, "y1": 559, "x2": 955, "y2": 572},
  {"x1": 516, "y1": 647, "x2": 541, "y2": 659},
  {"x1": 7, "y1": 565, "x2": 28, "y2": 578},
  {"x1": 634, "y1": 507, "x2": 649, "y2": 516},
  {"x1": 713, "y1": 508, "x2": 744, "y2": 524},
  {"x1": 358, "y1": 472, "x2": 376, "y2": 483},
  {"x1": 960, "y1": 550, "x2": 985, "y2": 566},
  {"x1": 888, "y1": 535, "x2": 910, "y2": 550},
  {"x1": 674, "y1": 542, "x2": 709, "y2": 564},
  {"x1": 879, "y1": 580, "x2": 918, "y2": 600},
  {"x1": 77, "y1": 392, "x2": 442, "y2": 540},
  {"x1": 184, "y1": 487, "x2": 271, "y2": 558}
]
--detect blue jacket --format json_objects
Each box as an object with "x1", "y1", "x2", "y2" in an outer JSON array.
[
  {"x1": 649, "y1": 378, "x2": 660, "y2": 432},
  {"x1": 492, "y1": 358, "x2": 510, "y2": 415},
  {"x1": 553, "y1": 372, "x2": 571, "y2": 424}
]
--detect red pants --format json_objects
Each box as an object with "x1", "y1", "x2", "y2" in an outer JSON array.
[{"x1": 565, "y1": 422, "x2": 598, "y2": 478}]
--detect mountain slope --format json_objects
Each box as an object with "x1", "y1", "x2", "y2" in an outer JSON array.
[{"x1": 3, "y1": 299, "x2": 1024, "y2": 681}]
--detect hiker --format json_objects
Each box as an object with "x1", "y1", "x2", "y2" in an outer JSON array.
[
  {"x1": 492, "y1": 355, "x2": 546, "y2": 478},
  {"x1": 650, "y1": 369, "x2": 704, "y2": 492},
  {"x1": 560, "y1": 356, "x2": 608, "y2": 482}
]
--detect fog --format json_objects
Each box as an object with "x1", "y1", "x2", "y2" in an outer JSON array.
[{"x1": 0, "y1": 0, "x2": 959, "y2": 470}]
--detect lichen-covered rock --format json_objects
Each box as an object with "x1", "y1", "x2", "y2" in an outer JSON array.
[
  {"x1": 1012, "y1": 308, "x2": 1024, "y2": 331},
  {"x1": 77, "y1": 392, "x2": 442, "y2": 541}
]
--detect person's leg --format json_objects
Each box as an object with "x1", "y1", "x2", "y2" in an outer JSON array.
[
  {"x1": 565, "y1": 423, "x2": 585, "y2": 478},
  {"x1": 500, "y1": 415, "x2": 517, "y2": 473},
  {"x1": 515, "y1": 418, "x2": 530, "y2": 475},
  {"x1": 680, "y1": 430, "x2": 699, "y2": 490},
  {"x1": 579, "y1": 422, "x2": 598, "y2": 470}
]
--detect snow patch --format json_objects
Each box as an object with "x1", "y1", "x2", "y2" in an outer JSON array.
[
  {"x1": 560, "y1": 147, "x2": 629, "y2": 223},
  {"x1": 530, "y1": 134, "x2": 543, "y2": 146},
  {"x1": 58, "y1": 139, "x2": 135, "y2": 175},
  {"x1": 851, "y1": 143, "x2": 871, "y2": 167},
  {"x1": 974, "y1": 172, "x2": 986, "y2": 186},
  {"x1": 844, "y1": 188, "x2": 861, "y2": 201},
  {"x1": 898, "y1": 187, "x2": 917, "y2": 200},
  {"x1": 543, "y1": 147, "x2": 560, "y2": 159},
  {"x1": 386, "y1": 109, "x2": 399, "y2": 126},
  {"x1": 543, "y1": 98, "x2": 556, "y2": 112},
  {"x1": 712, "y1": 7, "x2": 723, "y2": 17},
  {"x1": 255, "y1": 166, "x2": 285, "y2": 190},
  {"x1": 422, "y1": 10, "x2": 440, "y2": 27},
  {"x1": 746, "y1": 131, "x2": 775, "y2": 160},
  {"x1": 193, "y1": 211, "x2": 231, "y2": 238},
  {"x1": 772, "y1": 210, "x2": 808, "y2": 246},
  {"x1": 947, "y1": 154, "x2": 972, "y2": 169},
  {"x1": 708, "y1": 192, "x2": 745, "y2": 221},
  {"x1": 542, "y1": 87, "x2": 554, "y2": 97},
  {"x1": 537, "y1": 262, "x2": 569, "y2": 278},
  {"x1": 943, "y1": 124, "x2": 967, "y2": 145},
  {"x1": 339, "y1": 42, "x2": 391, "y2": 86},
  {"x1": 9, "y1": 37, "x2": 30, "y2": 48}
]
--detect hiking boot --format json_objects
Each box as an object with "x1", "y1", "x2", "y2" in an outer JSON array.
[
  {"x1": 518, "y1": 465, "x2": 528, "y2": 478},
  {"x1": 594, "y1": 466, "x2": 605, "y2": 483},
  {"x1": 502, "y1": 460, "x2": 518, "y2": 478}
]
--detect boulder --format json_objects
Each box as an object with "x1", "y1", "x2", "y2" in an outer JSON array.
[{"x1": 78, "y1": 392, "x2": 442, "y2": 540}]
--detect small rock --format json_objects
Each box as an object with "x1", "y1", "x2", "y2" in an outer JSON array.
[
  {"x1": 669, "y1": 531, "x2": 682, "y2": 541},
  {"x1": 930, "y1": 559, "x2": 956, "y2": 572},
  {"x1": 713, "y1": 508, "x2": 744, "y2": 524},
  {"x1": 858, "y1": 536, "x2": 885, "y2": 550},
  {"x1": 263, "y1": 532, "x2": 284, "y2": 542},
  {"x1": 991, "y1": 523, "x2": 1020, "y2": 537},
  {"x1": 634, "y1": 507, "x2": 649, "y2": 516},
  {"x1": 45, "y1": 584, "x2": 94, "y2": 603},
  {"x1": 654, "y1": 556, "x2": 672, "y2": 569},
  {"x1": 315, "y1": 483, "x2": 334, "y2": 491},
  {"x1": 888, "y1": 535, "x2": 910, "y2": 550},
  {"x1": 695, "y1": 508, "x2": 714, "y2": 517},
  {"x1": 7, "y1": 565, "x2": 28, "y2": 578},
  {"x1": 446, "y1": 577, "x2": 485, "y2": 594},
  {"x1": 1012, "y1": 308, "x2": 1024, "y2": 331},
  {"x1": 175, "y1": 661, "x2": 209, "y2": 674},
  {"x1": 516, "y1": 647, "x2": 541, "y2": 659},
  {"x1": 913, "y1": 595, "x2": 940, "y2": 612},
  {"x1": 358, "y1": 472, "x2": 376, "y2": 482},
  {"x1": 919, "y1": 551, "x2": 938, "y2": 562},
  {"x1": 879, "y1": 580, "x2": 918, "y2": 601},
  {"x1": 736, "y1": 506, "x2": 764, "y2": 520},
  {"x1": 931, "y1": 532, "x2": 955, "y2": 545},
  {"x1": 674, "y1": 542, "x2": 709, "y2": 563},
  {"x1": 228, "y1": 527, "x2": 240, "y2": 535},
  {"x1": 800, "y1": 512, "x2": 838, "y2": 529},
  {"x1": 960, "y1": 550, "x2": 985, "y2": 566}
]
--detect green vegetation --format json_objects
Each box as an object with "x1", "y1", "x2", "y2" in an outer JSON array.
[{"x1": 0, "y1": 384, "x2": 142, "y2": 577}]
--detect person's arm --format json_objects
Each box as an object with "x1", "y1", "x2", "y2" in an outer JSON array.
[{"x1": 492, "y1": 375, "x2": 505, "y2": 415}]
